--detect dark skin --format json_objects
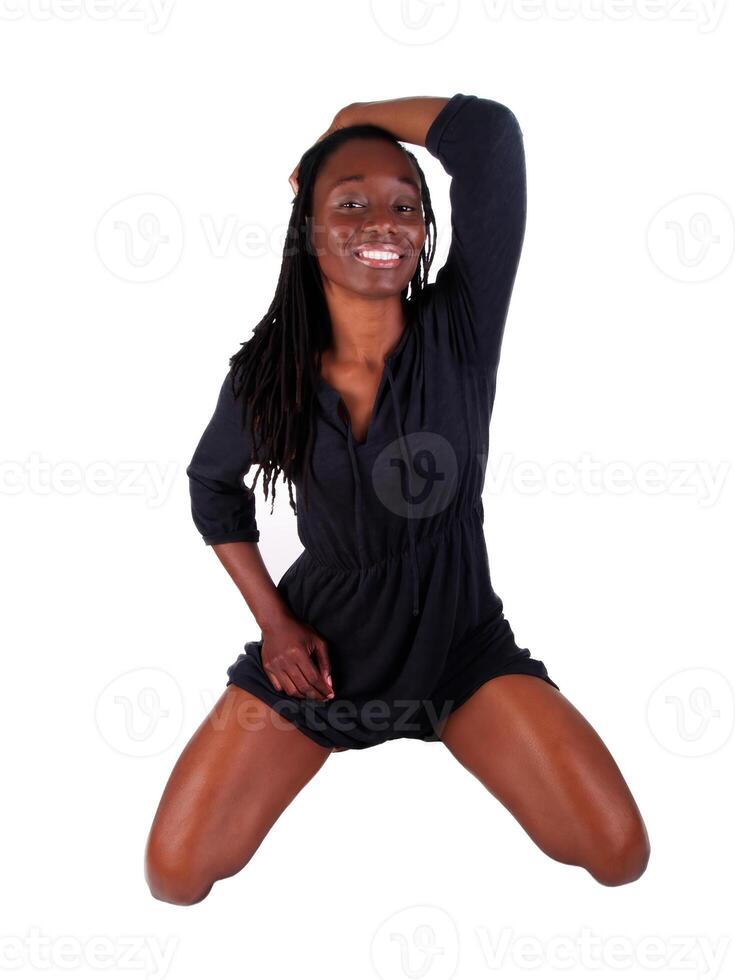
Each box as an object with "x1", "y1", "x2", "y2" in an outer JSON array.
[{"x1": 144, "y1": 98, "x2": 650, "y2": 905}]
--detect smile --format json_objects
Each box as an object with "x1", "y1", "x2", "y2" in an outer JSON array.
[{"x1": 352, "y1": 245, "x2": 405, "y2": 269}]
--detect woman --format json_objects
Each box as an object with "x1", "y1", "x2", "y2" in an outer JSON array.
[{"x1": 144, "y1": 94, "x2": 650, "y2": 904}]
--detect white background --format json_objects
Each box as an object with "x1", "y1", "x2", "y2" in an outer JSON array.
[{"x1": 1, "y1": 1, "x2": 733, "y2": 978}]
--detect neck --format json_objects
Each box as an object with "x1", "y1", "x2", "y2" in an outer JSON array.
[{"x1": 322, "y1": 290, "x2": 407, "y2": 366}]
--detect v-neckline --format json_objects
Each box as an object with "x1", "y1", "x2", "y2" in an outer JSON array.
[{"x1": 317, "y1": 314, "x2": 414, "y2": 449}]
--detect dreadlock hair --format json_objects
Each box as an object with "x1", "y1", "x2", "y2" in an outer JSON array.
[{"x1": 228, "y1": 121, "x2": 439, "y2": 521}]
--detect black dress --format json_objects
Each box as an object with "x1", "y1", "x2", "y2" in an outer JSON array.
[{"x1": 186, "y1": 92, "x2": 561, "y2": 752}]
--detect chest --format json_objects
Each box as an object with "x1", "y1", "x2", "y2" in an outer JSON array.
[
  {"x1": 306, "y1": 353, "x2": 486, "y2": 517},
  {"x1": 320, "y1": 348, "x2": 396, "y2": 448}
]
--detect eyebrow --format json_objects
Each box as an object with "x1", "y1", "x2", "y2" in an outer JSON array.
[{"x1": 329, "y1": 174, "x2": 420, "y2": 192}]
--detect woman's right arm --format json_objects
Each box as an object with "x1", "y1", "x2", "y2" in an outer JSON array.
[
  {"x1": 210, "y1": 540, "x2": 292, "y2": 637},
  {"x1": 211, "y1": 541, "x2": 333, "y2": 700},
  {"x1": 186, "y1": 369, "x2": 333, "y2": 701}
]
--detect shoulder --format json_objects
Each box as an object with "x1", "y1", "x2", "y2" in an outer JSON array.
[{"x1": 412, "y1": 280, "x2": 480, "y2": 371}]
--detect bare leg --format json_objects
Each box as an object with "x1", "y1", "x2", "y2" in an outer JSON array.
[
  {"x1": 436, "y1": 675, "x2": 651, "y2": 886},
  {"x1": 144, "y1": 684, "x2": 332, "y2": 905}
]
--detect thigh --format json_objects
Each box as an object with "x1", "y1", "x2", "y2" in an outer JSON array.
[
  {"x1": 145, "y1": 684, "x2": 332, "y2": 902},
  {"x1": 437, "y1": 675, "x2": 650, "y2": 882}
]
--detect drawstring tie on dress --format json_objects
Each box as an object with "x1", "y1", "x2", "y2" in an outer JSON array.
[
  {"x1": 343, "y1": 355, "x2": 420, "y2": 619},
  {"x1": 386, "y1": 361, "x2": 420, "y2": 618}
]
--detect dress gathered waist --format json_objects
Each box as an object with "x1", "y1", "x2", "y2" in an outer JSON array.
[{"x1": 300, "y1": 501, "x2": 483, "y2": 574}]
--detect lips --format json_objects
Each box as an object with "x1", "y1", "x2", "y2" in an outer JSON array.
[{"x1": 352, "y1": 241, "x2": 406, "y2": 269}]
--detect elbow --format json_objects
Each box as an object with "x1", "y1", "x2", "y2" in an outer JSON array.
[
  {"x1": 186, "y1": 475, "x2": 260, "y2": 546},
  {"x1": 473, "y1": 96, "x2": 522, "y2": 141},
  {"x1": 203, "y1": 530, "x2": 260, "y2": 546},
  {"x1": 497, "y1": 104, "x2": 523, "y2": 143}
]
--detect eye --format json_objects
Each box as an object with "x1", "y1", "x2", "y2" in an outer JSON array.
[{"x1": 337, "y1": 201, "x2": 417, "y2": 212}]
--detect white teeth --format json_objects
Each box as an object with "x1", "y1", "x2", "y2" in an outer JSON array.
[{"x1": 356, "y1": 250, "x2": 401, "y2": 261}]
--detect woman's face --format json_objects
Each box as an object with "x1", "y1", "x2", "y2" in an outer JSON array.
[{"x1": 308, "y1": 137, "x2": 426, "y2": 299}]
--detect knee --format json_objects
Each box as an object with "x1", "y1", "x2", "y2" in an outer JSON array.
[
  {"x1": 586, "y1": 816, "x2": 651, "y2": 887},
  {"x1": 144, "y1": 837, "x2": 214, "y2": 907}
]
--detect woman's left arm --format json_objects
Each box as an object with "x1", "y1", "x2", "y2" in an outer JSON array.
[
  {"x1": 336, "y1": 96, "x2": 452, "y2": 149},
  {"x1": 339, "y1": 94, "x2": 528, "y2": 378},
  {"x1": 288, "y1": 96, "x2": 450, "y2": 194},
  {"x1": 290, "y1": 94, "x2": 526, "y2": 377}
]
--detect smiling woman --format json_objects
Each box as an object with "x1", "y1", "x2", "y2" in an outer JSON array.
[
  {"x1": 177, "y1": 93, "x2": 622, "y2": 740},
  {"x1": 145, "y1": 93, "x2": 650, "y2": 906},
  {"x1": 302, "y1": 115, "x2": 433, "y2": 443}
]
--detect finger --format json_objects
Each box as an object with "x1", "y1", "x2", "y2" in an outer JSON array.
[
  {"x1": 265, "y1": 668, "x2": 283, "y2": 693},
  {"x1": 292, "y1": 655, "x2": 333, "y2": 701},
  {"x1": 302, "y1": 645, "x2": 335, "y2": 699},
  {"x1": 288, "y1": 118, "x2": 342, "y2": 194},
  {"x1": 289, "y1": 117, "x2": 343, "y2": 195},
  {"x1": 281, "y1": 666, "x2": 320, "y2": 701},
  {"x1": 311, "y1": 639, "x2": 333, "y2": 693},
  {"x1": 278, "y1": 668, "x2": 302, "y2": 699}
]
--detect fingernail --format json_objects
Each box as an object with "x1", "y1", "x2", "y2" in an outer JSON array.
[{"x1": 327, "y1": 674, "x2": 332, "y2": 686}]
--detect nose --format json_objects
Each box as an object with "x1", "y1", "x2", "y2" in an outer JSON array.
[{"x1": 361, "y1": 204, "x2": 398, "y2": 235}]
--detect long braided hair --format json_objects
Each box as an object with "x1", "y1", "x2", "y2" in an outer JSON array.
[{"x1": 228, "y1": 122, "x2": 439, "y2": 518}]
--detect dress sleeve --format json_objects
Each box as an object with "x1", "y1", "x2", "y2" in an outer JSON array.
[
  {"x1": 185, "y1": 368, "x2": 260, "y2": 546},
  {"x1": 424, "y1": 92, "x2": 527, "y2": 376}
]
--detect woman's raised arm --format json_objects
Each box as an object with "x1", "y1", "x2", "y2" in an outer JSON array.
[{"x1": 423, "y1": 93, "x2": 527, "y2": 376}]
